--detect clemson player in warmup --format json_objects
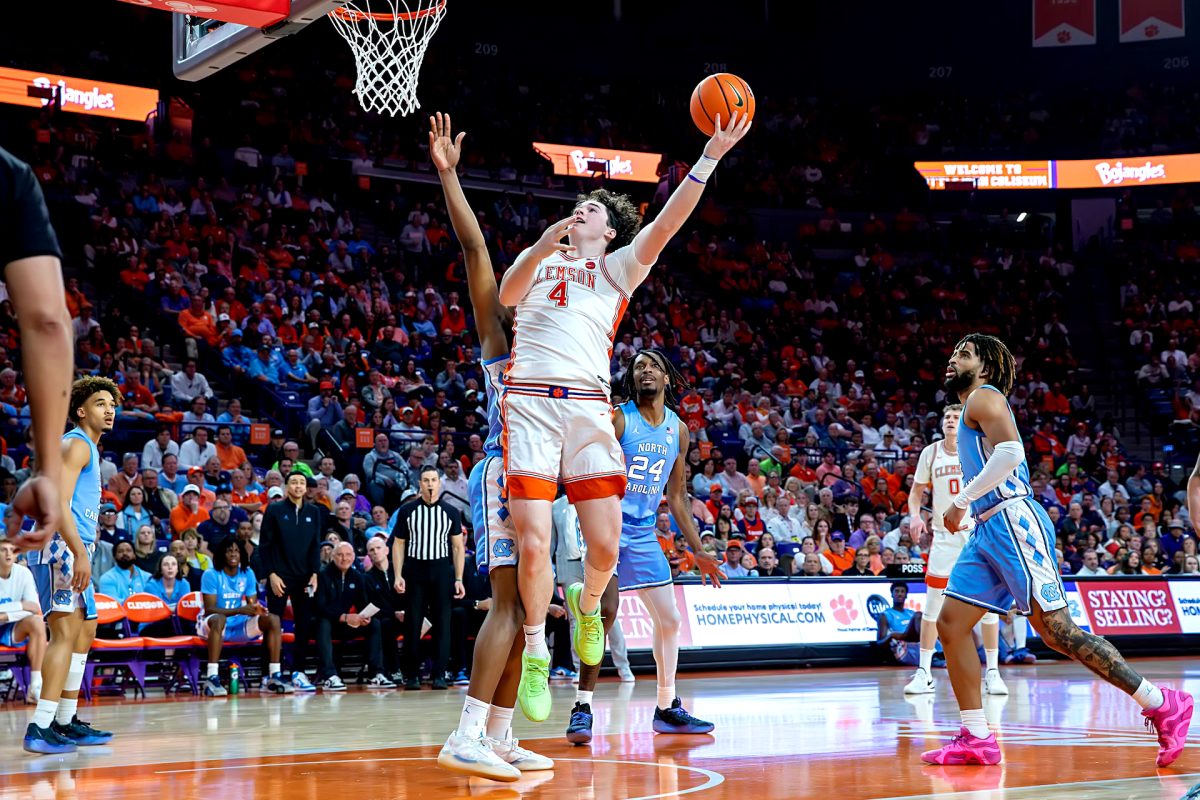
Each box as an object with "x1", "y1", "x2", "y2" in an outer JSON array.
[
  {"x1": 924, "y1": 334, "x2": 1193, "y2": 767},
  {"x1": 498, "y1": 112, "x2": 751, "y2": 721},
  {"x1": 427, "y1": 113, "x2": 554, "y2": 782},
  {"x1": 905, "y1": 403, "x2": 1007, "y2": 698},
  {"x1": 566, "y1": 349, "x2": 722, "y2": 744},
  {"x1": 24, "y1": 377, "x2": 119, "y2": 753}
]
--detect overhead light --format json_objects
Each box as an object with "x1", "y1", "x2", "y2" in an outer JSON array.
[{"x1": 1016, "y1": 212, "x2": 1028, "y2": 222}]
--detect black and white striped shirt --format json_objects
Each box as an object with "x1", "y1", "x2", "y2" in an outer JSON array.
[{"x1": 389, "y1": 498, "x2": 463, "y2": 561}]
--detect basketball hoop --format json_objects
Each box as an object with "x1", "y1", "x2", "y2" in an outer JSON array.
[{"x1": 329, "y1": 0, "x2": 447, "y2": 117}]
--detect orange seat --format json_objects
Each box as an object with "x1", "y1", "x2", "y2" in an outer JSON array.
[
  {"x1": 281, "y1": 632, "x2": 295, "y2": 643},
  {"x1": 142, "y1": 635, "x2": 204, "y2": 648},
  {"x1": 91, "y1": 636, "x2": 146, "y2": 650}
]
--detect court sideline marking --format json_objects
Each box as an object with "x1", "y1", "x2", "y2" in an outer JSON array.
[{"x1": 876, "y1": 771, "x2": 1200, "y2": 800}]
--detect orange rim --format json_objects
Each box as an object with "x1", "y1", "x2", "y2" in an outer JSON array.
[{"x1": 331, "y1": 1, "x2": 445, "y2": 22}]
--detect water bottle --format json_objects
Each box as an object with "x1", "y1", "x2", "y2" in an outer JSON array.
[{"x1": 230, "y1": 662, "x2": 240, "y2": 695}]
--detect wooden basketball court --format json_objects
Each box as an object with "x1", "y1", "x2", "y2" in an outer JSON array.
[{"x1": 2, "y1": 658, "x2": 1197, "y2": 799}]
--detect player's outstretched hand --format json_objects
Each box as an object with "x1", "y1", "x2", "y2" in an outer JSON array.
[
  {"x1": 702, "y1": 111, "x2": 753, "y2": 161},
  {"x1": 908, "y1": 514, "x2": 927, "y2": 539},
  {"x1": 429, "y1": 112, "x2": 466, "y2": 173},
  {"x1": 695, "y1": 551, "x2": 723, "y2": 588},
  {"x1": 533, "y1": 216, "x2": 577, "y2": 258},
  {"x1": 9, "y1": 475, "x2": 60, "y2": 552}
]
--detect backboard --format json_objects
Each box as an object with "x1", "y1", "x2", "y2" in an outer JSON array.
[{"x1": 172, "y1": 0, "x2": 347, "y2": 81}]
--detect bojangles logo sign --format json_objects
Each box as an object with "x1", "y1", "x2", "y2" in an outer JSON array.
[
  {"x1": 0, "y1": 67, "x2": 158, "y2": 122},
  {"x1": 1092, "y1": 160, "x2": 1168, "y2": 186}
]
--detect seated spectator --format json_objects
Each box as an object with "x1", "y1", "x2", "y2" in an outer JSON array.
[
  {"x1": 362, "y1": 433, "x2": 407, "y2": 507},
  {"x1": 841, "y1": 548, "x2": 875, "y2": 576},
  {"x1": 272, "y1": 441, "x2": 314, "y2": 478},
  {"x1": 752, "y1": 547, "x2": 785, "y2": 577},
  {"x1": 306, "y1": 382, "x2": 344, "y2": 449},
  {"x1": 132, "y1": 524, "x2": 166, "y2": 574},
  {"x1": 96, "y1": 502, "x2": 129, "y2": 545},
  {"x1": 120, "y1": 486, "x2": 155, "y2": 534},
  {"x1": 735, "y1": 495, "x2": 766, "y2": 540},
  {"x1": 199, "y1": 500, "x2": 239, "y2": 550},
  {"x1": 214, "y1": 425, "x2": 248, "y2": 471},
  {"x1": 107, "y1": 453, "x2": 142, "y2": 498},
  {"x1": 159, "y1": 454, "x2": 189, "y2": 496},
  {"x1": 822, "y1": 532, "x2": 856, "y2": 575},
  {"x1": 171, "y1": 485, "x2": 211, "y2": 537},
  {"x1": 1075, "y1": 549, "x2": 1106, "y2": 576},
  {"x1": 718, "y1": 539, "x2": 751, "y2": 578},
  {"x1": 181, "y1": 397, "x2": 217, "y2": 438},
  {"x1": 179, "y1": 426, "x2": 217, "y2": 470},
  {"x1": 716, "y1": 458, "x2": 750, "y2": 496},
  {"x1": 179, "y1": 296, "x2": 221, "y2": 351},
  {"x1": 142, "y1": 425, "x2": 180, "y2": 472},
  {"x1": 171, "y1": 359, "x2": 213, "y2": 404},
  {"x1": 198, "y1": 536, "x2": 290, "y2": 696},
  {"x1": 796, "y1": 552, "x2": 824, "y2": 577},
  {"x1": 98, "y1": 540, "x2": 152, "y2": 602},
  {"x1": 316, "y1": 541, "x2": 395, "y2": 690},
  {"x1": 146, "y1": 554, "x2": 191, "y2": 608}
]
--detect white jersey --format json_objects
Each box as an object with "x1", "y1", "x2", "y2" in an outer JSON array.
[
  {"x1": 506, "y1": 245, "x2": 652, "y2": 393},
  {"x1": 915, "y1": 440, "x2": 973, "y2": 535},
  {"x1": 0, "y1": 563, "x2": 38, "y2": 614}
]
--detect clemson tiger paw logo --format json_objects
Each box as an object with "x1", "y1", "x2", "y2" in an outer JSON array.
[{"x1": 831, "y1": 595, "x2": 858, "y2": 625}]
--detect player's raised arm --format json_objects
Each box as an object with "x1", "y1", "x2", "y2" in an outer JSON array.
[
  {"x1": 430, "y1": 113, "x2": 509, "y2": 358},
  {"x1": 631, "y1": 112, "x2": 752, "y2": 267},
  {"x1": 498, "y1": 217, "x2": 576, "y2": 307},
  {"x1": 944, "y1": 390, "x2": 1022, "y2": 533}
]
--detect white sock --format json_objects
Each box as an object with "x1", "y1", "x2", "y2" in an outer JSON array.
[
  {"x1": 207, "y1": 663, "x2": 219, "y2": 678},
  {"x1": 657, "y1": 684, "x2": 675, "y2": 710},
  {"x1": 985, "y1": 649, "x2": 999, "y2": 672},
  {"x1": 960, "y1": 707, "x2": 990, "y2": 739},
  {"x1": 486, "y1": 705, "x2": 514, "y2": 740},
  {"x1": 32, "y1": 698, "x2": 58, "y2": 728},
  {"x1": 1133, "y1": 679, "x2": 1165, "y2": 711},
  {"x1": 580, "y1": 567, "x2": 611, "y2": 616},
  {"x1": 919, "y1": 649, "x2": 934, "y2": 674},
  {"x1": 55, "y1": 697, "x2": 78, "y2": 725},
  {"x1": 576, "y1": 689, "x2": 593, "y2": 706},
  {"x1": 1013, "y1": 619, "x2": 1028, "y2": 650},
  {"x1": 269, "y1": 663, "x2": 281, "y2": 676},
  {"x1": 523, "y1": 624, "x2": 549, "y2": 659},
  {"x1": 456, "y1": 695, "x2": 490, "y2": 738}
]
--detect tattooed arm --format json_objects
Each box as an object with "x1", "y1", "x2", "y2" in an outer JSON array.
[{"x1": 1031, "y1": 607, "x2": 1142, "y2": 694}]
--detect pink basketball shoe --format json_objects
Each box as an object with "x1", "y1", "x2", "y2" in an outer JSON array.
[
  {"x1": 1143, "y1": 687, "x2": 1194, "y2": 768},
  {"x1": 920, "y1": 727, "x2": 1002, "y2": 765}
]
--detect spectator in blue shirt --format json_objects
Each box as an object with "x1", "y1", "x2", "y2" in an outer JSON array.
[
  {"x1": 222, "y1": 330, "x2": 254, "y2": 377},
  {"x1": 249, "y1": 345, "x2": 279, "y2": 385},
  {"x1": 147, "y1": 554, "x2": 192, "y2": 608},
  {"x1": 99, "y1": 540, "x2": 153, "y2": 602},
  {"x1": 305, "y1": 381, "x2": 343, "y2": 447},
  {"x1": 159, "y1": 453, "x2": 189, "y2": 495},
  {"x1": 280, "y1": 348, "x2": 318, "y2": 389}
]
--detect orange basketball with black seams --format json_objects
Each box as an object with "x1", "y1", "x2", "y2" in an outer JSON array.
[{"x1": 690, "y1": 73, "x2": 755, "y2": 137}]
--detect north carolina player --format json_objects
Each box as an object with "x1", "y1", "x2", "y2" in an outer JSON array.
[
  {"x1": 905, "y1": 404, "x2": 1007, "y2": 697},
  {"x1": 428, "y1": 114, "x2": 554, "y2": 783},
  {"x1": 565, "y1": 350, "x2": 722, "y2": 744},
  {"x1": 25, "y1": 376, "x2": 119, "y2": 754},
  {"x1": 923, "y1": 334, "x2": 1193, "y2": 767},
  {"x1": 498, "y1": 112, "x2": 751, "y2": 721}
]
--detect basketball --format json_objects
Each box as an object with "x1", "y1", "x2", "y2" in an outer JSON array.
[{"x1": 690, "y1": 73, "x2": 755, "y2": 136}]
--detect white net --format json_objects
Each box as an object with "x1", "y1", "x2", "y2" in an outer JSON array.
[{"x1": 329, "y1": 0, "x2": 447, "y2": 117}]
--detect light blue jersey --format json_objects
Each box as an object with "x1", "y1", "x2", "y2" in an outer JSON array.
[
  {"x1": 959, "y1": 385, "x2": 1031, "y2": 517},
  {"x1": 618, "y1": 400, "x2": 681, "y2": 529},
  {"x1": 482, "y1": 354, "x2": 508, "y2": 457},
  {"x1": 201, "y1": 567, "x2": 257, "y2": 611},
  {"x1": 64, "y1": 427, "x2": 101, "y2": 545}
]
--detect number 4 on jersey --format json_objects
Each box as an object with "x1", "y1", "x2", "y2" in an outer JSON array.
[{"x1": 547, "y1": 280, "x2": 569, "y2": 307}]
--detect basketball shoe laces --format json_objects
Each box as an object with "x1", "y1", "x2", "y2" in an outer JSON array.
[
  {"x1": 522, "y1": 659, "x2": 548, "y2": 695},
  {"x1": 582, "y1": 614, "x2": 603, "y2": 646}
]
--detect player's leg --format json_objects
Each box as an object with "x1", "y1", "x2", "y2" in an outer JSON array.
[
  {"x1": 980, "y1": 613, "x2": 1007, "y2": 695},
  {"x1": 906, "y1": 581, "x2": 943, "y2": 695},
  {"x1": 26, "y1": 610, "x2": 77, "y2": 753},
  {"x1": 259, "y1": 613, "x2": 292, "y2": 693},
  {"x1": 640, "y1": 583, "x2": 712, "y2": 733},
  {"x1": 481, "y1": 594, "x2": 553, "y2": 773},
  {"x1": 201, "y1": 614, "x2": 229, "y2": 696},
  {"x1": 9, "y1": 614, "x2": 47, "y2": 703},
  {"x1": 52, "y1": 608, "x2": 111, "y2": 745},
  {"x1": 567, "y1": 576, "x2": 618, "y2": 745}
]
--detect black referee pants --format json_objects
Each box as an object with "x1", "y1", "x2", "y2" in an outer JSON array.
[{"x1": 402, "y1": 557, "x2": 452, "y2": 680}]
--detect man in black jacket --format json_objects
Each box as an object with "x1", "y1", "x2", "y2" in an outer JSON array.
[
  {"x1": 363, "y1": 534, "x2": 405, "y2": 683},
  {"x1": 316, "y1": 541, "x2": 396, "y2": 690},
  {"x1": 258, "y1": 471, "x2": 322, "y2": 692}
]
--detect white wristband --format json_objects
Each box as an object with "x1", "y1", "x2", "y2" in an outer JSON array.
[{"x1": 687, "y1": 154, "x2": 719, "y2": 184}]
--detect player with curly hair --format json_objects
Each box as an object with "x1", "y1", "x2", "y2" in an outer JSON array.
[
  {"x1": 23, "y1": 376, "x2": 120, "y2": 753},
  {"x1": 497, "y1": 112, "x2": 751, "y2": 722}
]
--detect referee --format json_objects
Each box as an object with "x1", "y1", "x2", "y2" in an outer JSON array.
[{"x1": 390, "y1": 465, "x2": 465, "y2": 690}]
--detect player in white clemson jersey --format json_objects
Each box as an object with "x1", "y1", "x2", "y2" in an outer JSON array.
[
  {"x1": 905, "y1": 404, "x2": 1008, "y2": 697},
  {"x1": 497, "y1": 112, "x2": 751, "y2": 721}
]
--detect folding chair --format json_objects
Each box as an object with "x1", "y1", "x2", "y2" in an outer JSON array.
[
  {"x1": 0, "y1": 640, "x2": 29, "y2": 702},
  {"x1": 87, "y1": 594, "x2": 147, "y2": 698},
  {"x1": 126, "y1": 593, "x2": 201, "y2": 694}
]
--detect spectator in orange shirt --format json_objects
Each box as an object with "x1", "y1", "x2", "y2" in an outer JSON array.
[
  {"x1": 214, "y1": 424, "x2": 248, "y2": 471},
  {"x1": 108, "y1": 452, "x2": 143, "y2": 500},
  {"x1": 746, "y1": 458, "x2": 767, "y2": 498},
  {"x1": 185, "y1": 466, "x2": 217, "y2": 510},
  {"x1": 170, "y1": 484, "x2": 211, "y2": 536},
  {"x1": 178, "y1": 295, "x2": 220, "y2": 348},
  {"x1": 822, "y1": 532, "x2": 856, "y2": 575},
  {"x1": 229, "y1": 467, "x2": 264, "y2": 514}
]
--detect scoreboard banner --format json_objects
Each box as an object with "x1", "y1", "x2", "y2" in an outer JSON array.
[
  {"x1": 0, "y1": 67, "x2": 158, "y2": 122},
  {"x1": 532, "y1": 142, "x2": 662, "y2": 184},
  {"x1": 915, "y1": 153, "x2": 1200, "y2": 191},
  {"x1": 617, "y1": 576, "x2": 1200, "y2": 651}
]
